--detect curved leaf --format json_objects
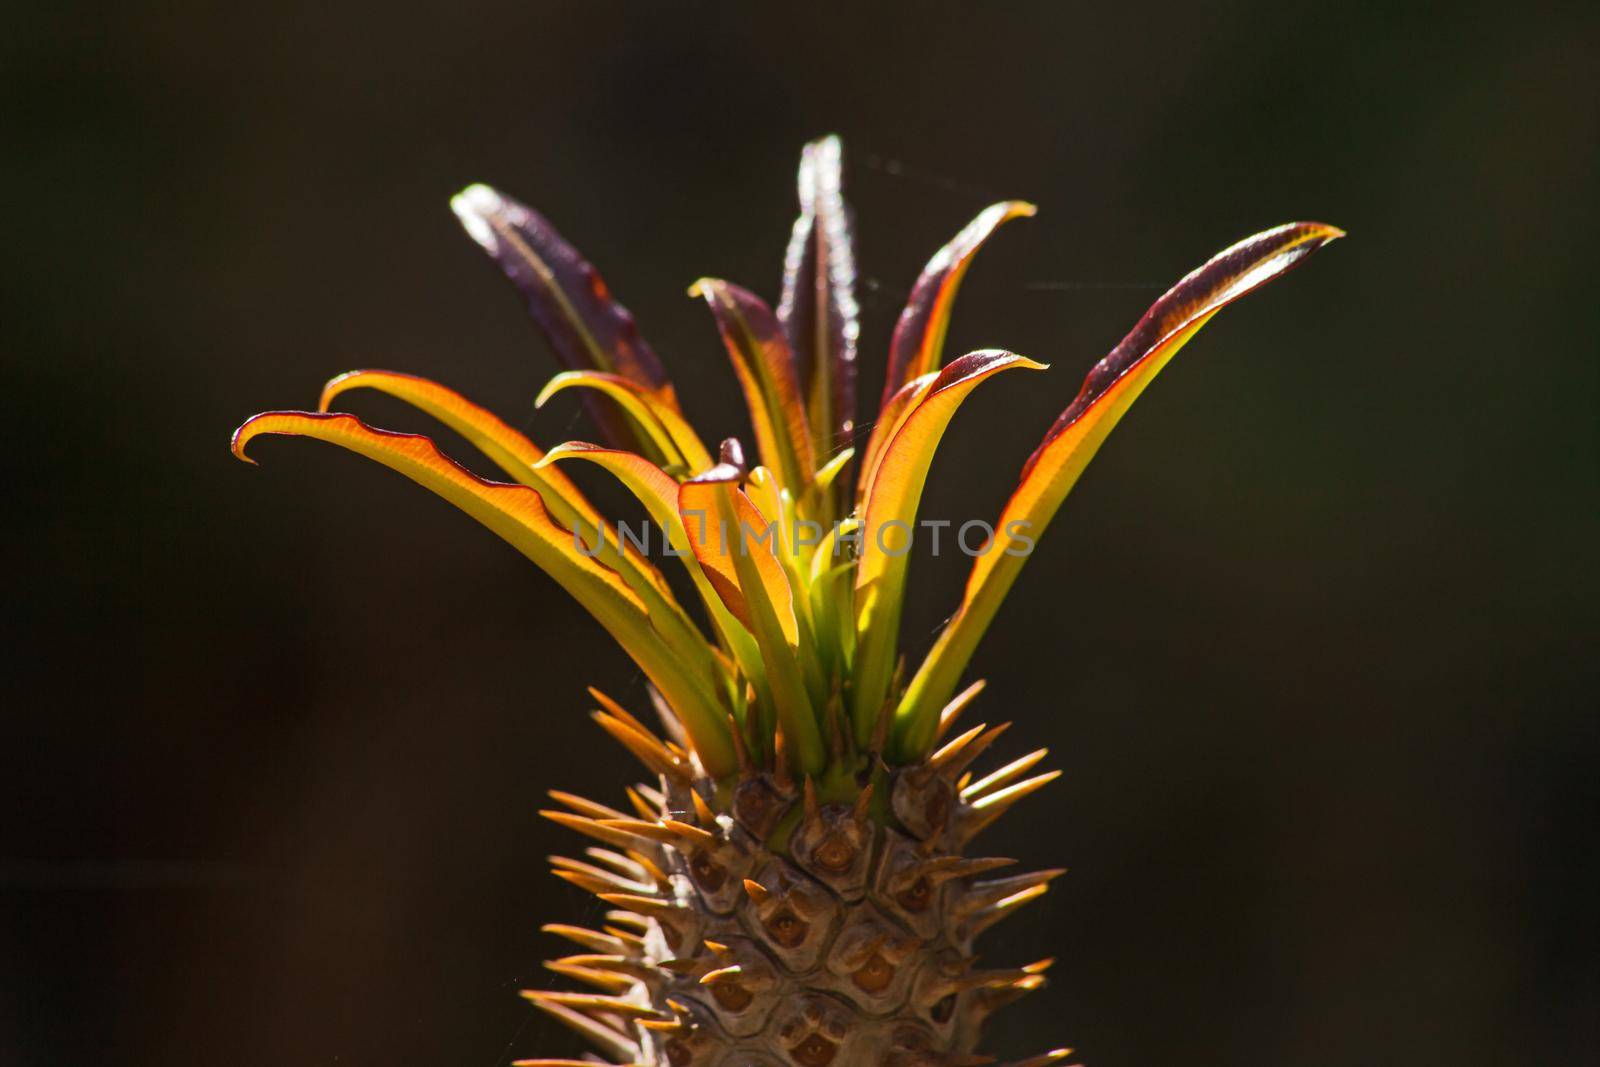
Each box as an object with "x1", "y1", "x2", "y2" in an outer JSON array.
[
  {"x1": 232, "y1": 410, "x2": 734, "y2": 776},
  {"x1": 856, "y1": 371, "x2": 938, "y2": 510},
  {"x1": 880, "y1": 201, "x2": 1036, "y2": 408},
  {"x1": 895, "y1": 222, "x2": 1345, "y2": 756},
  {"x1": 451, "y1": 183, "x2": 677, "y2": 452},
  {"x1": 678, "y1": 448, "x2": 799, "y2": 649},
  {"x1": 319, "y1": 369, "x2": 600, "y2": 533},
  {"x1": 852, "y1": 350, "x2": 1047, "y2": 736},
  {"x1": 539, "y1": 441, "x2": 765, "y2": 691},
  {"x1": 538, "y1": 443, "x2": 682, "y2": 538},
  {"x1": 536, "y1": 370, "x2": 712, "y2": 475},
  {"x1": 691, "y1": 279, "x2": 815, "y2": 496},
  {"x1": 778, "y1": 134, "x2": 860, "y2": 464},
  {"x1": 317, "y1": 369, "x2": 701, "y2": 651}
]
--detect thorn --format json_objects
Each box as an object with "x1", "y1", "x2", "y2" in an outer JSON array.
[
  {"x1": 965, "y1": 770, "x2": 1063, "y2": 836},
  {"x1": 542, "y1": 960, "x2": 634, "y2": 993},
  {"x1": 583, "y1": 847, "x2": 645, "y2": 878},
  {"x1": 698, "y1": 963, "x2": 743, "y2": 986},
  {"x1": 548, "y1": 854, "x2": 646, "y2": 891},
  {"x1": 948, "y1": 967, "x2": 1032, "y2": 993},
  {"x1": 624, "y1": 850, "x2": 672, "y2": 891},
  {"x1": 951, "y1": 869, "x2": 1066, "y2": 919},
  {"x1": 547, "y1": 789, "x2": 629, "y2": 821},
  {"x1": 662, "y1": 818, "x2": 718, "y2": 845},
  {"x1": 934, "y1": 678, "x2": 987, "y2": 742},
  {"x1": 961, "y1": 882, "x2": 1052, "y2": 939},
  {"x1": 623, "y1": 785, "x2": 658, "y2": 821},
  {"x1": 645, "y1": 684, "x2": 690, "y2": 750},
  {"x1": 657, "y1": 957, "x2": 699, "y2": 975},
  {"x1": 969, "y1": 769, "x2": 1061, "y2": 811},
  {"x1": 962, "y1": 748, "x2": 1050, "y2": 801},
  {"x1": 1002, "y1": 1050, "x2": 1073, "y2": 1067},
  {"x1": 591, "y1": 711, "x2": 690, "y2": 782},
  {"x1": 550, "y1": 866, "x2": 634, "y2": 897},
  {"x1": 521, "y1": 989, "x2": 666, "y2": 1020},
  {"x1": 541, "y1": 810, "x2": 657, "y2": 852},
  {"x1": 928, "y1": 723, "x2": 988, "y2": 772},
  {"x1": 852, "y1": 782, "x2": 875, "y2": 823},
  {"x1": 520, "y1": 995, "x2": 639, "y2": 1060},
  {"x1": 935, "y1": 721, "x2": 1011, "y2": 779},
  {"x1": 597, "y1": 892, "x2": 686, "y2": 924},
  {"x1": 604, "y1": 910, "x2": 650, "y2": 932},
  {"x1": 690, "y1": 790, "x2": 717, "y2": 827},
  {"x1": 741, "y1": 878, "x2": 771, "y2": 904},
  {"x1": 547, "y1": 953, "x2": 657, "y2": 982},
  {"x1": 978, "y1": 972, "x2": 1050, "y2": 1015},
  {"x1": 541, "y1": 923, "x2": 628, "y2": 955},
  {"x1": 897, "y1": 854, "x2": 1015, "y2": 889},
  {"x1": 636, "y1": 1016, "x2": 686, "y2": 1034},
  {"x1": 588, "y1": 686, "x2": 655, "y2": 740},
  {"x1": 602, "y1": 925, "x2": 647, "y2": 952}
]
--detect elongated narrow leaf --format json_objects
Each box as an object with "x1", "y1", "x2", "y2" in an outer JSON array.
[
  {"x1": 318, "y1": 368, "x2": 692, "y2": 630},
  {"x1": 319, "y1": 369, "x2": 601, "y2": 533},
  {"x1": 880, "y1": 201, "x2": 1036, "y2": 408},
  {"x1": 852, "y1": 351, "x2": 1047, "y2": 737},
  {"x1": 691, "y1": 279, "x2": 815, "y2": 496},
  {"x1": 856, "y1": 371, "x2": 938, "y2": 509},
  {"x1": 232, "y1": 411, "x2": 734, "y2": 776},
  {"x1": 895, "y1": 222, "x2": 1345, "y2": 757},
  {"x1": 677, "y1": 446, "x2": 799, "y2": 648},
  {"x1": 679, "y1": 441, "x2": 822, "y2": 774},
  {"x1": 777, "y1": 135, "x2": 860, "y2": 465},
  {"x1": 745, "y1": 466, "x2": 829, "y2": 710},
  {"x1": 538, "y1": 443, "x2": 683, "y2": 544},
  {"x1": 536, "y1": 370, "x2": 712, "y2": 475},
  {"x1": 452, "y1": 183, "x2": 677, "y2": 452},
  {"x1": 539, "y1": 441, "x2": 765, "y2": 691}
]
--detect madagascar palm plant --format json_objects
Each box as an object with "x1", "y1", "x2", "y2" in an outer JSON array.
[{"x1": 234, "y1": 136, "x2": 1339, "y2": 1066}]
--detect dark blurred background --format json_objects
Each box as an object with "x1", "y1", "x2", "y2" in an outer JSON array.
[{"x1": 4, "y1": 1, "x2": 1597, "y2": 1064}]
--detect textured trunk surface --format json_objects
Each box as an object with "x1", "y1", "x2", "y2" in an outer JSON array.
[{"x1": 527, "y1": 718, "x2": 1066, "y2": 1067}]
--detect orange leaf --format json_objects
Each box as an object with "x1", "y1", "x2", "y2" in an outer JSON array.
[
  {"x1": 896, "y1": 222, "x2": 1345, "y2": 756},
  {"x1": 677, "y1": 450, "x2": 798, "y2": 649},
  {"x1": 537, "y1": 370, "x2": 712, "y2": 475},
  {"x1": 232, "y1": 410, "x2": 734, "y2": 775},
  {"x1": 319, "y1": 369, "x2": 601, "y2": 532},
  {"x1": 539, "y1": 441, "x2": 761, "y2": 679},
  {"x1": 852, "y1": 351, "x2": 1046, "y2": 733},
  {"x1": 880, "y1": 201, "x2": 1035, "y2": 408}
]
